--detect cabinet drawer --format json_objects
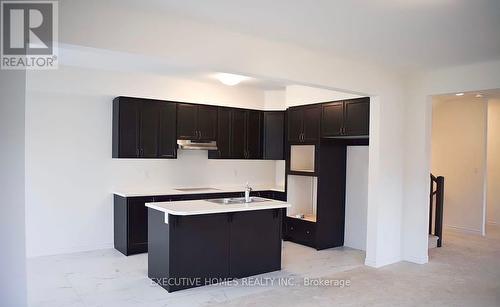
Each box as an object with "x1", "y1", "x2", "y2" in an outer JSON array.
[{"x1": 285, "y1": 217, "x2": 316, "y2": 248}]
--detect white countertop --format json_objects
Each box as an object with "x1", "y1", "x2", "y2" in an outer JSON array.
[
  {"x1": 113, "y1": 184, "x2": 285, "y2": 197},
  {"x1": 146, "y1": 198, "x2": 290, "y2": 219}
]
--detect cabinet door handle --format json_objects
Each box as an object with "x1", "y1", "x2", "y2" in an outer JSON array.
[
  {"x1": 140, "y1": 148, "x2": 144, "y2": 156},
  {"x1": 198, "y1": 130, "x2": 202, "y2": 139},
  {"x1": 306, "y1": 230, "x2": 310, "y2": 235},
  {"x1": 136, "y1": 148, "x2": 140, "y2": 157},
  {"x1": 290, "y1": 226, "x2": 294, "y2": 231}
]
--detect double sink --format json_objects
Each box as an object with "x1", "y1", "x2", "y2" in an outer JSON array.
[{"x1": 173, "y1": 187, "x2": 270, "y2": 205}]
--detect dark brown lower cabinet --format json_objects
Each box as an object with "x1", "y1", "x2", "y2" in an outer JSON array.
[
  {"x1": 148, "y1": 208, "x2": 283, "y2": 292},
  {"x1": 114, "y1": 195, "x2": 153, "y2": 256},
  {"x1": 284, "y1": 217, "x2": 316, "y2": 248},
  {"x1": 168, "y1": 213, "x2": 230, "y2": 289},
  {"x1": 229, "y1": 209, "x2": 282, "y2": 278},
  {"x1": 114, "y1": 190, "x2": 285, "y2": 256}
]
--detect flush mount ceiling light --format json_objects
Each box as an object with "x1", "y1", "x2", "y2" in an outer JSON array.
[
  {"x1": 475, "y1": 94, "x2": 484, "y2": 98},
  {"x1": 455, "y1": 93, "x2": 464, "y2": 96},
  {"x1": 215, "y1": 73, "x2": 249, "y2": 86}
]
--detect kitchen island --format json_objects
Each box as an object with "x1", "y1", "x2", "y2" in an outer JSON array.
[{"x1": 146, "y1": 197, "x2": 290, "y2": 292}]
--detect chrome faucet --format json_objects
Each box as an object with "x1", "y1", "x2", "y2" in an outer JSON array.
[{"x1": 244, "y1": 182, "x2": 252, "y2": 203}]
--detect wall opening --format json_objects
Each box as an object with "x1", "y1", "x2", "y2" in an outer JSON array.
[{"x1": 430, "y1": 89, "x2": 500, "y2": 240}]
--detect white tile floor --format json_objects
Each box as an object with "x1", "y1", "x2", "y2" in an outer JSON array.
[
  {"x1": 27, "y1": 242, "x2": 365, "y2": 307},
  {"x1": 28, "y1": 226, "x2": 500, "y2": 306}
]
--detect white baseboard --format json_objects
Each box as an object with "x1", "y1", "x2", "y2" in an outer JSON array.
[
  {"x1": 445, "y1": 224, "x2": 482, "y2": 235},
  {"x1": 365, "y1": 255, "x2": 402, "y2": 268},
  {"x1": 404, "y1": 254, "x2": 428, "y2": 265},
  {"x1": 27, "y1": 242, "x2": 114, "y2": 258}
]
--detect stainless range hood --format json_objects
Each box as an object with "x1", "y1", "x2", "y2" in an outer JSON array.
[{"x1": 177, "y1": 139, "x2": 218, "y2": 150}]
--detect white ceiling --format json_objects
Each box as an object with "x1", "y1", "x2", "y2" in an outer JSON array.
[
  {"x1": 122, "y1": 0, "x2": 500, "y2": 71},
  {"x1": 58, "y1": 44, "x2": 290, "y2": 91},
  {"x1": 433, "y1": 88, "x2": 500, "y2": 101}
]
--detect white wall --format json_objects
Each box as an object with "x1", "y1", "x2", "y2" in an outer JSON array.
[
  {"x1": 345, "y1": 146, "x2": 369, "y2": 251},
  {"x1": 403, "y1": 60, "x2": 500, "y2": 263},
  {"x1": 285, "y1": 85, "x2": 362, "y2": 107},
  {"x1": 275, "y1": 161, "x2": 286, "y2": 188},
  {"x1": 0, "y1": 70, "x2": 27, "y2": 306},
  {"x1": 25, "y1": 65, "x2": 280, "y2": 257},
  {"x1": 487, "y1": 99, "x2": 500, "y2": 225},
  {"x1": 431, "y1": 98, "x2": 487, "y2": 234},
  {"x1": 264, "y1": 90, "x2": 286, "y2": 110}
]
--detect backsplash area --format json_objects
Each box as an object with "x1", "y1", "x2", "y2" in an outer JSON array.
[{"x1": 112, "y1": 149, "x2": 279, "y2": 190}]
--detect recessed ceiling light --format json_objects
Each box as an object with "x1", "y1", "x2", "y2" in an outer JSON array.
[
  {"x1": 455, "y1": 93, "x2": 464, "y2": 96},
  {"x1": 215, "y1": 73, "x2": 249, "y2": 86},
  {"x1": 475, "y1": 94, "x2": 483, "y2": 98}
]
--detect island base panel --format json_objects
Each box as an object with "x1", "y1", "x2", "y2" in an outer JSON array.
[{"x1": 148, "y1": 208, "x2": 283, "y2": 292}]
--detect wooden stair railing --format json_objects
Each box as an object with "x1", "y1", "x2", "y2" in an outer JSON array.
[{"x1": 429, "y1": 174, "x2": 445, "y2": 247}]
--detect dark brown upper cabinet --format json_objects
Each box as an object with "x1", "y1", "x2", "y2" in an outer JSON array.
[
  {"x1": 229, "y1": 109, "x2": 262, "y2": 159},
  {"x1": 228, "y1": 109, "x2": 246, "y2": 158},
  {"x1": 287, "y1": 104, "x2": 321, "y2": 143},
  {"x1": 113, "y1": 97, "x2": 140, "y2": 158},
  {"x1": 198, "y1": 105, "x2": 218, "y2": 140},
  {"x1": 321, "y1": 101, "x2": 344, "y2": 137},
  {"x1": 176, "y1": 103, "x2": 197, "y2": 140},
  {"x1": 158, "y1": 102, "x2": 178, "y2": 158},
  {"x1": 321, "y1": 97, "x2": 369, "y2": 137},
  {"x1": 177, "y1": 103, "x2": 217, "y2": 141},
  {"x1": 112, "y1": 97, "x2": 177, "y2": 159},
  {"x1": 263, "y1": 111, "x2": 285, "y2": 160},
  {"x1": 344, "y1": 98, "x2": 370, "y2": 136},
  {"x1": 209, "y1": 107, "x2": 232, "y2": 159},
  {"x1": 245, "y1": 110, "x2": 262, "y2": 159},
  {"x1": 209, "y1": 108, "x2": 262, "y2": 159},
  {"x1": 139, "y1": 102, "x2": 161, "y2": 158}
]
